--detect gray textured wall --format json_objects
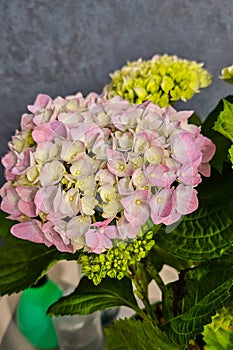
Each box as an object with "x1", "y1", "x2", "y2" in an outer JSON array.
[{"x1": 0, "y1": 0, "x2": 233, "y2": 185}]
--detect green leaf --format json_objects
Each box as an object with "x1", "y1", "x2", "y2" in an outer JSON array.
[
  {"x1": 0, "y1": 210, "x2": 17, "y2": 238},
  {"x1": 188, "y1": 113, "x2": 202, "y2": 126},
  {"x1": 202, "y1": 300, "x2": 233, "y2": 350},
  {"x1": 105, "y1": 319, "x2": 181, "y2": 350},
  {"x1": 182, "y1": 255, "x2": 233, "y2": 312},
  {"x1": 213, "y1": 99, "x2": 233, "y2": 142},
  {"x1": 156, "y1": 165, "x2": 233, "y2": 261},
  {"x1": 0, "y1": 238, "x2": 56, "y2": 295},
  {"x1": 203, "y1": 327, "x2": 233, "y2": 350},
  {"x1": 229, "y1": 145, "x2": 233, "y2": 167},
  {"x1": 48, "y1": 276, "x2": 142, "y2": 317},
  {"x1": 201, "y1": 95, "x2": 233, "y2": 173},
  {"x1": 0, "y1": 211, "x2": 79, "y2": 295},
  {"x1": 161, "y1": 255, "x2": 233, "y2": 347}
]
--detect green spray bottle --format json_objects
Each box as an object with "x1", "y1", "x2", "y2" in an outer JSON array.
[{"x1": 16, "y1": 275, "x2": 63, "y2": 349}]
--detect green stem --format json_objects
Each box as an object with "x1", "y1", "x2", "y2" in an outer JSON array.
[
  {"x1": 133, "y1": 277, "x2": 155, "y2": 323},
  {"x1": 129, "y1": 264, "x2": 157, "y2": 324},
  {"x1": 132, "y1": 303, "x2": 153, "y2": 323},
  {"x1": 145, "y1": 260, "x2": 172, "y2": 322},
  {"x1": 146, "y1": 261, "x2": 166, "y2": 296}
]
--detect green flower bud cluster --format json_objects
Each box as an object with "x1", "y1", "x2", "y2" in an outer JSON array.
[
  {"x1": 104, "y1": 54, "x2": 211, "y2": 107},
  {"x1": 219, "y1": 64, "x2": 233, "y2": 84},
  {"x1": 78, "y1": 231, "x2": 155, "y2": 285}
]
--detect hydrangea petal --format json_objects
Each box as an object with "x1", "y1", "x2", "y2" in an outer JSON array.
[
  {"x1": 176, "y1": 184, "x2": 198, "y2": 215},
  {"x1": 11, "y1": 220, "x2": 45, "y2": 244}
]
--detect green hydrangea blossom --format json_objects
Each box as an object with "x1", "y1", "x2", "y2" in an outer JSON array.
[
  {"x1": 78, "y1": 231, "x2": 155, "y2": 285},
  {"x1": 202, "y1": 303, "x2": 233, "y2": 350},
  {"x1": 104, "y1": 54, "x2": 212, "y2": 107},
  {"x1": 219, "y1": 64, "x2": 233, "y2": 84}
]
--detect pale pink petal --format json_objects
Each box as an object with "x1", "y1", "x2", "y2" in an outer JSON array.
[
  {"x1": 107, "y1": 149, "x2": 134, "y2": 177},
  {"x1": 103, "y1": 225, "x2": 118, "y2": 239},
  {"x1": 4, "y1": 170, "x2": 16, "y2": 181},
  {"x1": 124, "y1": 209, "x2": 150, "y2": 229},
  {"x1": 85, "y1": 229, "x2": 107, "y2": 254},
  {"x1": 132, "y1": 169, "x2": 148, "y2": 187},
  {"x1": 121, "y1": 190, "x2": 150, "y2": 228},
  {"x1": 34, "y1": 185, "x2": 57, "y2": 213},
  {"x1": 66, "y1": 216, "x2": 91, "y2": 239},
  {"x1": 85, "y1": 222, "x2": 116, "y2": 254},
  {"x1": 70, "y1": 122, "x2": 102, "y2": 144},
  {"x1": 32, "y1": 121, "x2": 67, "y2": 143},
  {"x1": 91, "y1": 217, "x2": 114, "y2": 228},
  {"x1": 60, "y1": 140, "x2": 84, "y2": 162},
  {"x1": 1, "y1": 152, "x2": 16, "y2": 170},
  {"x1": 42, "y1": 221, "x2": 73, "y2": 252},
  {"x1": 145, "y1": 164, "x2": 175, "y2": 188},
  {"x1": 95, "y1": 169, "x2": 116, "y2": 185},
  {"x1": 70, "y1": 156, "x2": 93, "y2": 178},
  {"x1": 16, "y1": 186, "x2": 37, "y2": 202},
  {"x1": 34, "y1": 141, "x2": 59, "y2": 163},
  {"x1": 12, "y1": 149, "x2": 32, "y2": 175},
  {"x1": 92, "y1": 135, "x2": 109, "y2": 159},
  {"x1": 118, "y1": 178, "x2": 134, "y2": 195},
  {"x1": 160, "y1": 210, "x2": 181, "y2": 226},
  {"x1": 116, "y1": 216, "x2": 140, "y2": 239},
  {"x1": 196, "y1": 135, "x2": 216, "y2": 163},
  {"x1": 20, "y1": 113, "x2": 34, "y2": 130},
  {"x1": 170, "y1": 131, "x2": 202, "y2": 165},
  {"x1": 39, "y1": 160, "x2": 65, "y2": 186},
  {"x1": 27, "y1": 94, "x2": 52, "y2": 113},
  {"x1": 0, "y1": 188, "x2": 20, "y2": 217},
  {"x1": 150, "y1": 188, "x2": 175, "y2": 224},
  {"x1": 169, "y1": 110, "x2": 193, "y2": 122},
  {"x1": 18, "y1": 199, "x2": 37, "y2": 217},
  {"x1": 85, "y1": 229, "x2": 98, "y2": 249},
  {"x1": 121, "y1": 190, "x2": 150, "y2": 212},
  {"x1": 175, "y1": 184, "x2": 198, "y2": 215},
  {"x1": 11, "y1": 220, "x2": 44, "y2": 244},
  {"x1": 58, "y1": 111, "x2": 84, "y2": 128},
  {"x1": 198, "y1": 163, "x2": 211, "y2": 177},
  {"x1": 177, "y1": 165, "x2": 202, "y2": 186}
]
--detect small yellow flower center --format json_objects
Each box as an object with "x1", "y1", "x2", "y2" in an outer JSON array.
[
  {"x1": 69, "y1": 196, "x2": 74, "y2": 201},
  {"x1": 135, "y1": 199, "x2": 141, "y2": 205},
  {"x1": 119, "y1": 164, "x2": 125, "y2": 171},
  {"x1": 99, "y1": 228, "x2": 105, "y2": 234},
  {"x1": 157, "y1": 197, "x2": 162, "y2": 203},
  {"x1": 103, "y1": 194, "x2": 110, "y2": 202},
  {"x1": 150, "y1": 172, "x2": 155, "y2": 178}
]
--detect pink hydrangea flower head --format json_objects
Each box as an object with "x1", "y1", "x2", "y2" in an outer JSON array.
[{"x1": 0, "y1": 93, "x2": 215, "y2": 254}]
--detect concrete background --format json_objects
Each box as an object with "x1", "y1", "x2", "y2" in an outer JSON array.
[{"x1": 0, "y1": 0, "x2": 233, "y2": 185}]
